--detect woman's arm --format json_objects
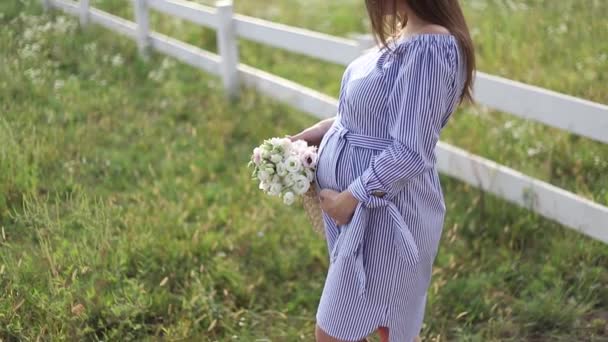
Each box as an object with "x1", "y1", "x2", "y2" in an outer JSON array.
[
  {"x1": 346, "y1": 42, "x2": 453, "y2": 203},
  {"x1": 287, "y1": 116, "x2": 336, "y2": 146},
  {"x1": 289, "y1": 63, "x2": 350, "y2": 146}
]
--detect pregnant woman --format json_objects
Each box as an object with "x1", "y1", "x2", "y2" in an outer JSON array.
[{"x1": 289, "y1": 1, "x2": 475, "y2": 341}]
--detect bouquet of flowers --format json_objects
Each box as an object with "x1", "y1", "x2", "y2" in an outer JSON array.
[{"x1": 247, "y1": 137, "x2": 325, "y2": 235}]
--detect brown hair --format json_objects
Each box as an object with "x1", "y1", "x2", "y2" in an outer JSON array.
[{"x1": 364, "y1": 0, "x2": 476, "y2": 104}]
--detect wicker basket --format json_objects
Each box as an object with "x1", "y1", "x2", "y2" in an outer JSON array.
[{"x1": 302, "y1": 182, "x2": 325, "y2": 236}]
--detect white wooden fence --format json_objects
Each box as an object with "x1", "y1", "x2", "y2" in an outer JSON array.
[{"x1": 43, "y1": 0, "x2": 608, "y2": 244}]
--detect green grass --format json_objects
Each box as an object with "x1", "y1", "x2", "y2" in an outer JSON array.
[{"x1": 1, "y1": 0, "x2": 607, "y2": 340}]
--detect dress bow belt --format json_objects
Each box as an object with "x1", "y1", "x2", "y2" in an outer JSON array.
[{"x1": 325, "y1": 120, "x2": 420, "y2": 298}]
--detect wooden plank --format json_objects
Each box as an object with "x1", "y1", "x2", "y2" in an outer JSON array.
[
  {"x1": 216, "y1": 0, "x2": 240, "y2": 99},
  {"x1": 147, "y1": 0, "x2": 217, "y2": 28},
  {"x1": 436, "y1": 142, "x2": 608, "y2": 243},
  {"x1": 148, "y1": 31, "x2": 221, "y2": 75},
  {"x1": 49, "y1": 0, "x2": 79, "y2": 16},
  {"x1": 238, "y1": 64, "x2": 338, "y2": 119},
  {"x1": 475, "y1": 72, "x2": 608, "y2": 144},
  {"x1": 144, "y1": 2, "x2": 364, "y2": 65},
  {"x1": 146, "y1": 0, "x2": 360, "y2": 68},
  {"x1": 79, "y1": 0, "x2": 90, "y2": 26},
  {"x1": 233, "y1": 14, "x2": 360, "y2": 66},
  {"x1": 89, "y1": 7, "x2": 137, "y2": 39},
  {"x1": 134, "y1": 0, "x2": 151, "y2": 58}
]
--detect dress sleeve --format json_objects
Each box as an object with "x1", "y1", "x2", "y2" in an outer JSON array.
[
  {"x1": 347, "y1": 41, "x2": 455, "y2": 203},
  {"x1": 337, "y1": 63, "x2": 353, "y2": 116}
]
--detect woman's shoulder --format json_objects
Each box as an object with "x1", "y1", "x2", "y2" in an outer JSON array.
[
  {"x1": 389, "y1": 33, "x2": 460, "y2": 77},
  {"x1": 382, "y1": 33, "x2": 463, "y2": 105},
  {"x1": 395, "y1": 33, "x2": 458, "y2": 56},
  {"x1": 347, "y1": 45, "x2": 382, "y2": 68}
]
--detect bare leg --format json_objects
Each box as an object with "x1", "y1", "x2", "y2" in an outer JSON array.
[
  {"x1": 377, "y1": 326, "x2": 421, "y2": 342},
  {"x1": 378, "y1": 326, "x2": 389, "y2": 342},
  {"x1": 316, "y1": 323, "x2": 420, "y2": 342},
  {"x1": 315, "y1": 324, "x2": 369, "y2": 342}
]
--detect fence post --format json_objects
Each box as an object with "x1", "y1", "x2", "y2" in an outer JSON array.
[
  {"x1": 41, "y1": 0, "x2": 51, "y2": 11},
  {"x1": 216, "y1": 0, "x2": 240, "y2": 100},
  {"x1": 353, "y1": 33, "x2": 376, "y2": 54},
  {"x1": 80, "y1": 0, "x2": 90, "y2": 27},
  {"x1": 134, "y1": 0, "x2": 151, "y2": 59}
]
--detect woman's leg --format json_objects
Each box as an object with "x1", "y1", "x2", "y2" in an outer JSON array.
[
  {"x1": 316, "y1": 324, "x2": 420, "y2": 342},
  {"x1": 376, "y1": 326, "x2": 421, "y2": 342},
  {"x1": 378, "y1": 326, "x2": 389, "y2": 342},
  {"x1": 315, "y1": 324, "x2": 369, "y2": 342}
]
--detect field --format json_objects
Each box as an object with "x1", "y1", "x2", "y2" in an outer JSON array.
[{"x1": 1, "y1": 0, "x2": 607, "y2": 340}]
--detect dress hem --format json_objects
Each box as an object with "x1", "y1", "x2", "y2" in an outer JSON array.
[{"x1": 316, "y1": 315, "x2": 381, "y2": 342}]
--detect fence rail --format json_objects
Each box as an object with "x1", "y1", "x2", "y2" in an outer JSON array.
[
  {"x1": 148, "y1": 0, "x2": 218, "y2": 28},
  {"x1": 45, "y1": 0, "x2": 608, "y2": 243}
]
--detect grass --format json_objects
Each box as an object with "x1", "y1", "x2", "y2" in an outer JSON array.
[{"x1": 0, "y1": 0, "x2": 607, "y2": 340}]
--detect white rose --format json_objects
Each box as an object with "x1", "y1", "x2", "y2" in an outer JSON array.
[
  {"x1": 259, "y1": 180, "x2": 270, "y2": 191},
  {"x1": 283, "y1": 191, "x2": 295, "y2": 205},
  {"x1": 257, "y1": 170, "x2": 270, "y2": 181},
  {"x1": 284, "y1": 156, "x2": 302, "y2": 173},
  {"x1": 269, "y1": 182, "x2": 282, "y2": 196},
  {"x1": 261, "y1": 149, "x2": 271, "y2": 159},
  {"x1": 292, "y1": 145, "x2": 306, "y2": 156},
  {"x1": 271, "y1": 174, "x2": 281, "y2": 184},
  {"x1": 293, "y1": 140, "x2": 307, "y2": 151},
  {"x1": 268, "y1": 138, "x2": 285, "y2": 153},
  {"x1": 269, "y1": 137, "x2": 282, "y2": 147},
  {"x1": 270, "y1": 153, "x2": 283, "y2": 163},
  {"x1": 305, "y1": 168, "x2": 315, "y2": 182},
  {"x1": 283, "y1": 173, "x2": 296, "y2": 187},
  {"x1": 276, "y1": 161, "x2": 288, "y2": 177},
  {"x1": 292, "y1": 174, "x2": 310, "y2": 195},
  {"x1": 280, "y1": 138, "x2": 292, "y2": 151}
]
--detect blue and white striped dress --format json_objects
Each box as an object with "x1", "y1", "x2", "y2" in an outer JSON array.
[{"x1": 314, "y1": 34, "x2": 466, "y2": 342}]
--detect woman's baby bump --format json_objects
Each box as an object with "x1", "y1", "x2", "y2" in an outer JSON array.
[{"x1": 335, "y1": 145, "x2": 375, "y2": 191}]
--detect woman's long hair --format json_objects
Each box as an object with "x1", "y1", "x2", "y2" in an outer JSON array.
[{"x1": 364, "y1": 0, "x2": 476, "y2": 104}]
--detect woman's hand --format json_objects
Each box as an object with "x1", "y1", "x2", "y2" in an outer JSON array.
[
  {"x1": 318, "y1": 189, "x2": 359, "y2": 226},
  {"x1": 286, "y1": 116, "x2": 336, "y2": 146}
]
